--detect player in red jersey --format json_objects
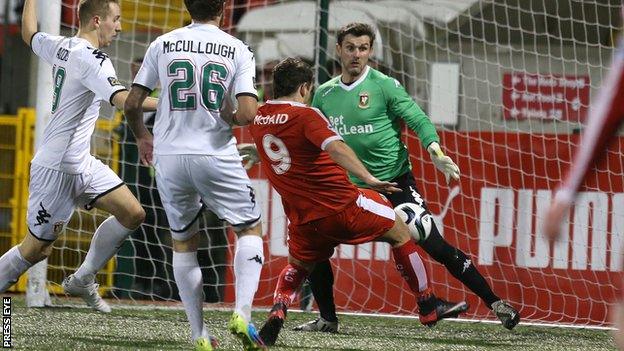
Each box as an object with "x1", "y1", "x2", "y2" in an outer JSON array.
[
  {"x1": 544, "y1": 45, "x2": 624, "y2": 239},
  {"x1": 244, "y1": 58, "x2": 468, "y2": 346},
  {"x1": 544, "y1": 32, "x2": 624, "y2": 349}
]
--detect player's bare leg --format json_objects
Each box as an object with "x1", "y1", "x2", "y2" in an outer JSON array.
[
  {"x1": 0, "y1": 231, "x2": 53, "y2": 293},
  {"x1": 229, "y1": 221, "x2": 266, "y2": 351},
  {"x1": 64, "y1": 185, "x2": 145, "y2": 312},
  {"x1": 379, "y1": 214, "x2": 468, "y2": 327},
  {"x1": 259, "y1": 257, "x2": 314, "y2": 346}
]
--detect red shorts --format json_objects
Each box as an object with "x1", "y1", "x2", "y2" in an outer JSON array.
[{"x1": 288, "y1": 188, "x2": 396, "y2": 262}]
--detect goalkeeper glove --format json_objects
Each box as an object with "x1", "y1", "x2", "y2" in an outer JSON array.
[
  {"x1": 427, "y1": 141, "x2": 460, "y2": 184},
  {"x1": 237, "y1": 143, "x2": 260, "y2": 170}
]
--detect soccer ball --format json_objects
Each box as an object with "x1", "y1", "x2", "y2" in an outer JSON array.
[{"x1": 394, "y1": 202, "x2": 433, "y2": 242}]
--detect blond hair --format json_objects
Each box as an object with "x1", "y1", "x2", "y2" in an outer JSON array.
[{"x1": 78, "y1": 0, "x2": 119, "y2": 26}]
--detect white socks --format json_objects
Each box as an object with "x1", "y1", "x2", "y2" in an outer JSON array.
[
  {"x1": 173, "y1": 251, "x2": 208, "y2": 341},
  {"x1": 74, "y1": 216, "x2": 133, "y2": 285},
  {"x1": 233, "y1": 235, "x2": 264, "y2": 323},
  {"x1": 173, "y1": 235, "x2": 262, "y2": 341},
  {"x1": 0, "y1": 246, "x2": 33, "y2": 293}
]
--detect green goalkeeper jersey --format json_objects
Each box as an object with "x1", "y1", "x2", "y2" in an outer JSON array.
[{"x1": 312, "y1": 66, "x2": 439, "y2": 187}]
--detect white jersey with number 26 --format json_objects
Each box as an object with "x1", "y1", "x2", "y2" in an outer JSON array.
[
  {"x1": 133, "y1": 22, "x2": 257, "y2": 156},
  {"x1": 30, "y1": 32, "x2": 126, "y2": 174}
]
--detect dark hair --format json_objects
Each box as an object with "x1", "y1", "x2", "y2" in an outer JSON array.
[
  {"x1": 272, "y1": 58, "x2": 313, "y2": 98},
  {"x1": 183, "y1": 0, "x2": 225, "y2": 22},
  {"x1": 78, "y1": 0, "x2": 118, "y2": 25},
  {"x1": 336, "y1": 22, "x2": 375, "y2": 46}
]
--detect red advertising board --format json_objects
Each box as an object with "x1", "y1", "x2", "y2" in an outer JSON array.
[
  {"x1": 229, "y1": 128, "x2": 622, "y2": 326},
  {"x1": 502, "y1": 72, "x2": 590, "y2": 121}
]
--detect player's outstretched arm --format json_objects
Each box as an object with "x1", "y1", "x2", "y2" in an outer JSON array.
[
  {"x1": 141, "y1": 96, "x2": 158, "y2": 111},
  {"x1": 326, "y1": 140, "x2": 401, "y2": 194},
  {"x1": 21, "y1": 0, "x2": 37, "y2": 46},
  {"x1": 544, "y1": 49, "x2": 624, "y2": 240},
  {"x1": 427, "y1": 141, "x2": 460, "y2": 184},
  {"x1": 383, "y1": 75, "x2": 461, "y2": 184},
  {"x1": 123, "y1": 86, "x2": 154, "y2": 165},
  {"x1": 111, "y1": 90, "x2": 158, "y2": 112},
  {"x1": 229, "y1": 95, "x2": 259, "y2": 126}
]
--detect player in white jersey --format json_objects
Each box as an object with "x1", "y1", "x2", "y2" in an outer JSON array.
[
  {"x1": 0, "y1": 0, "x2": 157, "y2": 313},
  {"x1": 124, "y1": 1, "x2": 265, "y2": 350}
]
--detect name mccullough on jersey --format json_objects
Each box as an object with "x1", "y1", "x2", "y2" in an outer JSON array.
[
  {"x1": 133, "y1": 23, "x2": 257, "y2": 157},
  {"x1": 162, "y1": 40, "x2": 236, "y2": 60}
]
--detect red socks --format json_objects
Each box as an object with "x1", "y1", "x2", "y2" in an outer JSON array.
[
  {"x1": 392, "y1": 240, "x2": 430, "y2": 297},
  {"x1": 273, "y1": 263, "x2": 309, "y2": 306}
]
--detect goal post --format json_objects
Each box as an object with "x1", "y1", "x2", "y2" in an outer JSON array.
[
  {"x1": 23, "y1": 0, "x2": 622, "y2": 327},
  {"x1": 25, "y1": 0, "x2": 62, "y2": 308}
]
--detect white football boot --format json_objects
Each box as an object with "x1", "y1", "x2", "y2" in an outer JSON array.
[
  {"x1": 293, "y1": 317, "x2": 338, "y2": 333},
  {"x1": 62, "y1": 274, "x2": 111, "y2": 313}
]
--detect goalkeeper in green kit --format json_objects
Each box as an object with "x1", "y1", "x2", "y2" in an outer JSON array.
[{"x1": 294, "y1": 22, "x2": 520, "y2": 332}]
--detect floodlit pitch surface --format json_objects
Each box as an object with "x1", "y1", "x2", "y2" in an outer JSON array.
[{"x1": 7, "y1": 297, "x2": 616, "y2": 350}]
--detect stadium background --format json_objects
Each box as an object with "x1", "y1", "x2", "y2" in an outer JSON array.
[{"x1": 0, "y1": 0, "x2": 621, "y2": 331}]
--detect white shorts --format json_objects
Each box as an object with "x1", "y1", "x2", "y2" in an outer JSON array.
[
  {"x1": 27, "y1": 157, "x2": 124, "y2": 241},
  {"x1": 154, "y1": 154, "x2": 261, "y2": 241}
]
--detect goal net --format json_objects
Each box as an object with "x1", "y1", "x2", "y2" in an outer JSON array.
[{"x1": 23, "y1": 0, "x2": 623, "y2": 327}]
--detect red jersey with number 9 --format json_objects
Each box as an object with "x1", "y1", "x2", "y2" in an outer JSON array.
[{"x1": 249, "y1": 100, "x2": 360, "y2": 225}]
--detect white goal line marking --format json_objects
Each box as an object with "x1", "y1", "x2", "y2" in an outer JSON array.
[
  {"x1": 90, "y1": 302, "x2": 616, "y2": 331},
  {"x1": 332, "y1": 310, "x2": 617, "y2": 331}
]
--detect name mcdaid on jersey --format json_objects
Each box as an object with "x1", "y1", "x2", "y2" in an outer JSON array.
[
  {"x1": 162, "y1": 40, "x2": 235, "y2": 60},
  {"x1": 328, "y1": 115, "x2": 374, "y2": 136},
  {"x1": 254, "y1": 113, "x2": 289, "y2": 125}
]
